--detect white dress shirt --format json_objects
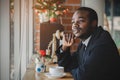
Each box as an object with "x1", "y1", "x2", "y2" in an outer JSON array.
[{"x1": 82, "y1": 36, "x2": 91, "y2": 49}]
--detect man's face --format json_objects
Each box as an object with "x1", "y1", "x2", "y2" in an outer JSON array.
[{"x1": 72, "y1": 11, "x2": 93, "y2": 40}]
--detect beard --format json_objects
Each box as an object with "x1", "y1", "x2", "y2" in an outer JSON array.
[
  {"x1": 79, "y1": 32, "x2": 91, "y2": 40},
  {"x1": 76, "y1": 26, "x2": 93, "y2": 40}
]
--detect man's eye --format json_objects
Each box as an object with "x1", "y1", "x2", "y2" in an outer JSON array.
[
  {"x1": 76, "y1": 20, "x2": 85, "y2": 24},
  {"x1": 71, "y1": 20, "x2": 85, "y2": 24},
  {"x1": 79, "y1": 20, "x2": 85, "y2": 22}
]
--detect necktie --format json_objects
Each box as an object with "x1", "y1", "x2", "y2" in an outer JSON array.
[
  {"x1": 80, "y1": 43, "x2": 86, "y2": 54},
  {"x1": 79, "y1": 43, "x2": 86, "y2": 65}
]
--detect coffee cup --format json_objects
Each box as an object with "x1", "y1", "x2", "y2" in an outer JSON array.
[{"x1": 49, "y1": 66, "x2": 64, "y2": 76}]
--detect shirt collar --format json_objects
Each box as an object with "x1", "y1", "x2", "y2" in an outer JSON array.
[{"x1": 82, "y1": 36, "x2": 91, "y2": 47}]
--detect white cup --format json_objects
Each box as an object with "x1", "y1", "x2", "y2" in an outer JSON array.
[{"x1": 49, "y1": 66, "x2": 64, "y2": 76}]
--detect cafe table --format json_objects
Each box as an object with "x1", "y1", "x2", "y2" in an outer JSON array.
[{"x1": 23, "y1": 55, "x2": 74, "y2": 80}]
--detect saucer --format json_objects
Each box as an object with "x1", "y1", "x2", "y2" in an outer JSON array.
[{"x1": 44, "y1": 72, "x2": 66, "y2": 79}]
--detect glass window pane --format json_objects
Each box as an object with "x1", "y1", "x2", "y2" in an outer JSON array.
[{"x1": 105, "y1": 0, "x2": 120, "y2": 49}]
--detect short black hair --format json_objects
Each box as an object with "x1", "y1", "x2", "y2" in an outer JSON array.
[{"x1": 76, "y1": 7, "x2": 98, "y2": 22}]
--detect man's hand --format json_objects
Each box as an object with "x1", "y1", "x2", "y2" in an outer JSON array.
[{"x1": 62, "y1": 33, "x2": 75, "y2": 51}]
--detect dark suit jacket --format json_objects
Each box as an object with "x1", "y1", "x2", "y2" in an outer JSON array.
[{"x1": 56, "y1": 26, "x2": 120, "y2": 80}]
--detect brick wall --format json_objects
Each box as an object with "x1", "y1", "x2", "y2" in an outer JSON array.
[{"x1": 34, "y1": 0, "x2": 81, "y2": 52}]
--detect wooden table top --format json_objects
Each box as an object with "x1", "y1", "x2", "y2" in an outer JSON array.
[{"x1": 23, "y1": 55, "x2": 74, "y2": 80}]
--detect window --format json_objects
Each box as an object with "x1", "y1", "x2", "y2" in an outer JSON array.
[{"x1": 105, "y1": 0, "x2": 120, "y2": 48}]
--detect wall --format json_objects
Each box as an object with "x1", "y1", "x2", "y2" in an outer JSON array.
[
  {"x1": 0, "y1": 0, "x2": 10, "y2": 80},
  {"x1": 34, "y1": 0, "x2": 81, "y2": 52},
  {"x1": 83, "y1": 0, "x2": 104, "y2": 26},
  {"x1": 0, "y1": 0, "x2": 1, "y2": 79}
]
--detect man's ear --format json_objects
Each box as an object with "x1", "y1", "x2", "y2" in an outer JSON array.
[{"x1": 92, "y1": 20, "x2": 97, "y2": 27}]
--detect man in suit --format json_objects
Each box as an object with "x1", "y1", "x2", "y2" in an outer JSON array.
[{"x1": 56, "y1": 7, "x2": 120, "y2": 80}]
